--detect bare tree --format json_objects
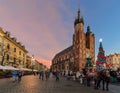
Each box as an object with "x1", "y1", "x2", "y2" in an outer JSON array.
[{"x1": 1, "y1": 44, "x2": 9, "y2": 65}]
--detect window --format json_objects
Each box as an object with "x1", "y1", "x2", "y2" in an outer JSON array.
[
  {"x1": 14, "y1": 48, "x2": 16, "y2": 52},
  {"x1": 14, "y1": 57, "x2": 16, "y2": 63},
  {"x1": 19, "y1": 51, "x2": 21, "y2": 55},
  {"x1": 7, "y1": 43, "x2": 10, "y2": 50},
  {"x1": 6, "y1": 54, "x2": 9, "y2": 60}
]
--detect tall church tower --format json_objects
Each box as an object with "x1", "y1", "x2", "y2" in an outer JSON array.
[{"x1": 73, "y1": 9, "x2": 95, "y2": 71}]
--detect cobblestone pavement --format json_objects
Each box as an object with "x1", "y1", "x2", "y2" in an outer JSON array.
[{"x1": 0, "y1": 74, "x2": 119, "y2": 93}]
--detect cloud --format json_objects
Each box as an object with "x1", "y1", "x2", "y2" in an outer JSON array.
[
  {"x1": 35, "y1": 57, "x2": 51, "y2": 68},
  {"x1": 0, "y1": 0, "x2": 73, "y2": 65}
]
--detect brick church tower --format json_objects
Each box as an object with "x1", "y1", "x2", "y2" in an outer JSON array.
[
  {"x1": 51, "y1": 8, "x2": 95, "y2": 72},
  {"x1": 73, "y1": 9, "x2": 95, "y2": 71}
]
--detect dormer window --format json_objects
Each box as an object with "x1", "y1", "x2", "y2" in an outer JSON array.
[
  {"x1": 7, "y1": 33, "x2": 10, "y2": 37},
  {"x1": 5, "y1": 31, "x2": 10, "y2": 37},
  {"x1": 11, "y1": 37, "x2": 17, "y2": 42}
]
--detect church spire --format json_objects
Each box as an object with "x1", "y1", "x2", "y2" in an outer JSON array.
[
  {"x1": 78, "y1": 8, "x2": 80, "y2": 20},
  {"x1": 87, "y1": 25, "x2": 91, "y2": 33},
  {"x1": 74, "y1": 8, "x2": 84, "y2": 26},
  {"x1": 87, "y1": 26, "x2": 90, "y2": 32}
]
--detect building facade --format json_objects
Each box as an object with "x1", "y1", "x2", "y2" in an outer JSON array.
[
  {"x1": 26, "y1": 55, "x2": 48, "y2": 71},
  {"x1": 0, "y1": 27, "x2": 28, "y2": 68},
  {"x1": 0, "y1": 27, "x2": 5, "y2": 63},
  {"x1": 106, "y1": 53, "x2": 120, "y2": 70},
  {"x1": 51, "y1": 9, "x2": 95, "y2": 72}
]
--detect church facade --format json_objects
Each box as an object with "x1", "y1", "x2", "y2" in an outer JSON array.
[{"x1": 51, "y1": 9, "x2": 95, "y2": 72}]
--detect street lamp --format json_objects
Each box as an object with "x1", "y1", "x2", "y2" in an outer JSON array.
[{"x1": 31, "y1": 55, "x2": 35, "y2": 72}]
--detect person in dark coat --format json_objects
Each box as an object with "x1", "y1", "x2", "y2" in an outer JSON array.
[
  {"x1": 18, "y1": 71, "x2": 23, "y2": 82},
  {"x1": 55, "y1": 71, "x2": 59, "y2": 81}
]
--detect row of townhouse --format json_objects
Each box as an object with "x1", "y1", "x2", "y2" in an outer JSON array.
[
  {"x1": 106, "y1": 53, "x2": 120, "y2": 70},
  {"x1": 0, "y1": 27, "x2": 46, "y2": 71}
]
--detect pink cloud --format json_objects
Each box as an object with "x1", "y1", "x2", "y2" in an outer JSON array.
[
  {"x1": 0, "y1": 0, "x2": 73, "y2": 61},
  {"x1": 35, "y1": 57, "x2": 51, "y2": 69}
]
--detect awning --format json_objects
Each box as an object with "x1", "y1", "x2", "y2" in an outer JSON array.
[
  {"x1": 0, "y1": 65, "x2": 6, "y2": 69},
  {"x1": 4, "y1": 66, "x2": 18, "y2": 70},
  {"x1": 33, "y1": 69, "x2": 38, "y2": 72},
  {"x1": 18, "y1": 67, "x2": 32, "y2": 71}
]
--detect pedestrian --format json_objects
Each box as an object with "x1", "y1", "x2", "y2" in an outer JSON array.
[
  {"x1": 41, "y1": 71, "x2": 45, "y2": 80},
  {"x1": 39, "y1": 71, "x2": 42, "y2": 79},
  {"x1": 12, "y1": 70, "x2": 18, "y2": 82},
  {"x1": 76, "y1": 71, "x2": 81, "y2": 81},
  {"x1": 96, "y1": 69, "x2": 110, "y2": 91},
  {"x1": 86, "y1": 69, "x2": 94, "y2": 87},
  {"x1": 104, "y1": 69, "x2": 110, "y2": 91},
  {"x1": 45, "y1": 71, "x2": 49, "y2": 80},
  {"x1": 55, "y1": 70, "x2": 59, "y2": 81},
  {"x1": 79, "y1": 71, "x2": 85, "y2": 84},
  {"x1": 18, "y1": 71, "x2": 23, "y2": 82}
]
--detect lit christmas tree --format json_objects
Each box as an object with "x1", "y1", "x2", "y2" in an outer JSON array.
[{"x1": 96, "y1": 39, "x2": 106, "y2": 71}]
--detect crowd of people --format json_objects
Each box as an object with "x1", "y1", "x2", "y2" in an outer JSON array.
[
  {"x1": 1, "y1": 68, "x2": 120, "y2": 92},
  {"x1": 39, "y1": 70, "x2": 50, "y2": 80},
  {"x1": 12, "y1": 70, "x2": 24, "y2": 82},
  {"x1": 57, "y1": 68, "x2": 120, "y2": 91}
]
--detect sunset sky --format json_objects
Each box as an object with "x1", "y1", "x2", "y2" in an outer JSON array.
[{"x1": 0, "y1": 0, "x2": 120, "y2": 68}]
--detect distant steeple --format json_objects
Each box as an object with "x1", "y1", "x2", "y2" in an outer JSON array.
[
  {"x1": 74, "y1": 8, "x2": 84, "y2": 26},
  {"x1": 86, "y1": 26, "x2": 91, "y2": 35},
  {"x1": 87, "y1": 26, "x2": 90, "y2": 32},
  {"x1": 78, "y1": 8, "x2": 80, "y2": 20},
  {"x1": 87, "y1": 25, "x2": 91, "y2": 33}
]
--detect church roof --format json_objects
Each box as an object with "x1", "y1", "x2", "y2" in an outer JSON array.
[{"x1": 54, "y1": 46, "x2": 73, "y2": 58}]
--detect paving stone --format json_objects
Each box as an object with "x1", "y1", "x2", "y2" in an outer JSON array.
[{"x1": 0, "y1": 74, "x2": 117, "y2": 93}]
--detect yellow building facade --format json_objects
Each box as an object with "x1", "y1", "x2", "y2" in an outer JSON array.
[
  {"x1": 106, "y1": 53, "x2": 120, "y2": 70},
  {"x1": 26, "y1": 55, "x2": 48, "y2": 71},
  {"x1": 0, "y1": 27, "x2": 28, "y2": 68},
  {"x1": 0, "y1": 28, "x2": 5, "y2": 63}
]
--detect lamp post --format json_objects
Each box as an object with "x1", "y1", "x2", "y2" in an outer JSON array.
[{"x1": 31, "y1": 55, "x2": 35, "y2": 72}]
